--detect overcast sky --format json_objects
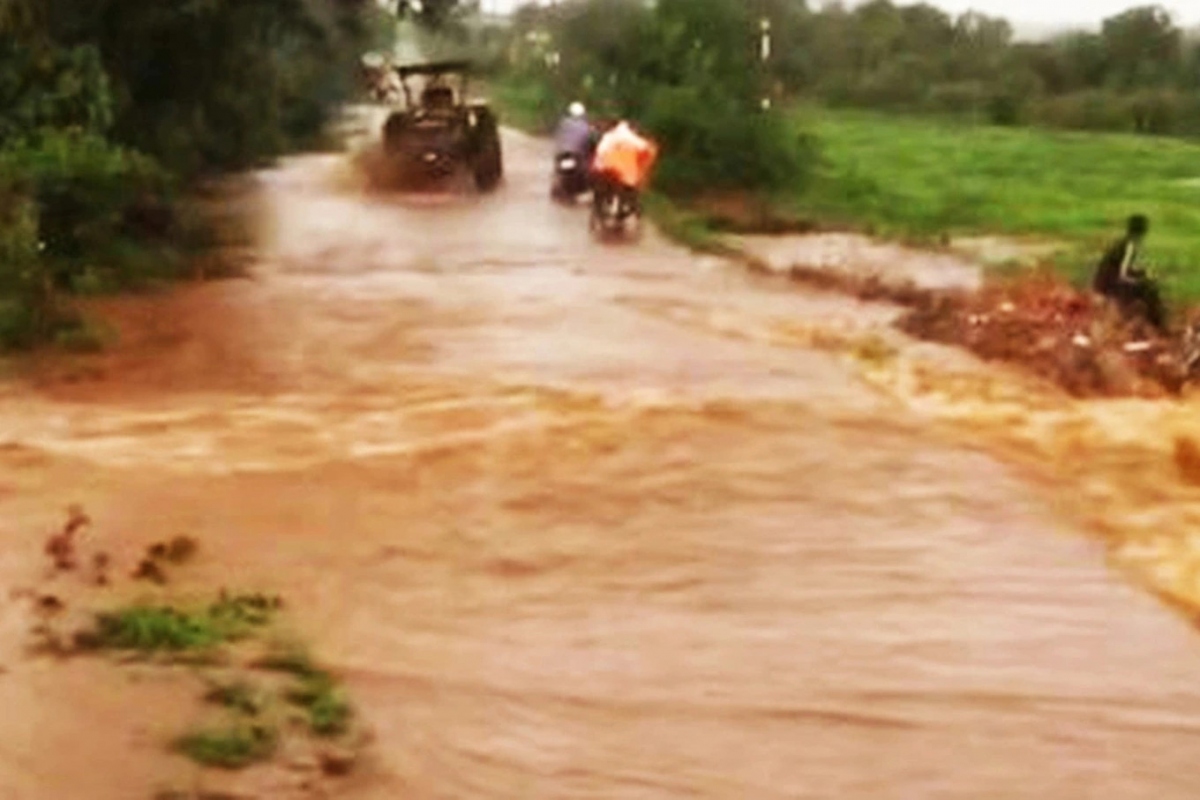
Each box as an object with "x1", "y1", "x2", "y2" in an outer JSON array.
[{"x1": 479, "y1": 0, "x2": 1199, "y2": 32}]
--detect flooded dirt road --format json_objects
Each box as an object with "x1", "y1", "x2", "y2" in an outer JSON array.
[{"x1": 3, "y1": 112, "x2": 1200, "y2": 798}]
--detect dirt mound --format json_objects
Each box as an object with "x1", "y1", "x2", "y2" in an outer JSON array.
[{"x1": 781, "y1": 264, "x2": 1196, "y2": 399}]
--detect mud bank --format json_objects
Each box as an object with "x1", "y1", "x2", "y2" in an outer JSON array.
[{"x1": 732, "y1": 233, "x2": 1197, "y2": 399}]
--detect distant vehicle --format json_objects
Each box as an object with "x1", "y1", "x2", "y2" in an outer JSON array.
[{"x1": 379, "y1": 59, "x2": 503, "y2": 192}]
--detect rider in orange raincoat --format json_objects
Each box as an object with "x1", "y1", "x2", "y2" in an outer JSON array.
[{"x1": 590, "y1": 120, "x2": 658, "y2": 215}]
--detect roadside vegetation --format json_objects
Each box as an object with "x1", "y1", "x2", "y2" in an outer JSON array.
[
  {"x1": 476, "y1": 0, "x2": 1200, "y2": 300},
  {"x1": 493, "y1": 0, "x2": 815, "y2": 199},
  {"x1": 0, "y1": 0, "x2": 394, "y2": 351},
  {"x1": 26, "y1": 510, "x2": 366, "y2": 791},
  {"x1": 788, "y1": 108, "x2": 1200, "y2": 300}
]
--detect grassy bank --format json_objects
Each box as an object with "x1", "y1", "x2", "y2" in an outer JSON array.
[{"x1": 787, "y1": 108, "x2": 1200, "y2": 299}]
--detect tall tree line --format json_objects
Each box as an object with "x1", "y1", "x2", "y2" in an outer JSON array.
[{"x1": 501, "y1": 0, "x2": 1200, "y2": 136}]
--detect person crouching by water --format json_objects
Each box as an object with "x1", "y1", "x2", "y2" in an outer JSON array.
[{"x1": 1093, "y1": 213, "x2": 1168, "y2": 334}]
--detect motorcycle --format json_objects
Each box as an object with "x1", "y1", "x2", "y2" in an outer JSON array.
[
  {"x1": 550, "y1": 152, "x2": 591, "y2": 203},
  {"x1": 588, "y1": 178, "x2": 641, "y2": 239}
]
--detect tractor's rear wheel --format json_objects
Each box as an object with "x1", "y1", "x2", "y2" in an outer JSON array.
[
  {"x1": 471, "y1": 111, "x2": 503, "y2": 193},
  {"x1": 382, "y1": 112, "x2": 409, "y2": 156}
]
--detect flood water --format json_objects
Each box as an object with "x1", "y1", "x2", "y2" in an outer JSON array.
[{"x1": 2, "y1": 110, "x2": 1200, "y2": 799}]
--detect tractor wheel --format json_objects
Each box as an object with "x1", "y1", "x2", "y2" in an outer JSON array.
[
  {"x1": 382, "y1": 112, "x2": 408, "y2": 156},
  {"x1": 471, "y1": 112, "x2": 503, "y2": 193}
]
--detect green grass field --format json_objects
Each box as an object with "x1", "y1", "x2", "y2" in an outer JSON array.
[
  {"x1": 788, "y1": 108, "x2": 1200, "y2": 300},
  {"x1": 489, "y1": 79, "x2": 1200, "y2": 302}
]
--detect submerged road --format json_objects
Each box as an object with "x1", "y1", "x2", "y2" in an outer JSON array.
[{"x1": 0, "y1": 113, "x2": 1199, "y2": 798}]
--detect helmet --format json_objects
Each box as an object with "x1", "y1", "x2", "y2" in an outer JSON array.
[{"x1": 568, "y1": 102, "x2": 586, "y2": 118}]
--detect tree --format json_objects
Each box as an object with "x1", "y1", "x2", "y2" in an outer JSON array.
[{"x1": 1101, "y1": 5, "x2": 1183, "y2": 89}]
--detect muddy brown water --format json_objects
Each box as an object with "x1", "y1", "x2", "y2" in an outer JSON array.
[{"x1": 2, "y1": 111, "x2": 1200, "y2": 798}]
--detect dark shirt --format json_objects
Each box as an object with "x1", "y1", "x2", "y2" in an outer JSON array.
[{"x1": 1093, "y1": 236, "x2": 1145, "y2": 294}]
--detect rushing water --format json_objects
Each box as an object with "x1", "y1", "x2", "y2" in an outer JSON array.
[{"x1": 2, "y1": 111, "x2": 1200, "y2": 799}]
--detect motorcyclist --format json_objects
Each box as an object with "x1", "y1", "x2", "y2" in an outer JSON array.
[
  {"x1": 590, "y1": 119, "x2": 658, "y2": 217},
  {"x1": 1093, "y1": 213, "x2": 1168, "y2": 334},
  {"x1": 554, "y1": 102, "x2": 596, "y2": 163}
]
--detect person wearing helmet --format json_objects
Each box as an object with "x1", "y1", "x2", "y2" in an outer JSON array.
[
  {"x1": 554, "y1": 102, "x2": 596, "y2": 163},
  {"x1": 551, "y1": 102, "x2": 598, "y2": 201},
  {"x1": 590, "y1": 119, "x2": 659, "y2": 217}
]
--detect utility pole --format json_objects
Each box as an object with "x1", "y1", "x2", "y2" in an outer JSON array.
[{"x1": 760, "y1": 17, "x2": 772, "y2": 110}]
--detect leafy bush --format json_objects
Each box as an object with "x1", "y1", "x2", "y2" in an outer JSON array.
[
  {"x1": 499, "y1": 0, "x2": 817, "y2": 199},
  {"x1": 175, "y1": 724, "x2": 278, "y2": 770},
  {"x1": 0, "y1": 0, "x2": 383, "y2": 351},
  {"x1": 0, "y1": 41, "x2": 113, "y2": 144},
  {"x1": 642, "y1": 84, "x2": 815, "y2": 195},
  {"x1": 80, "y1": 594, "x2": 279, "y2": 654},
  {"x1": 0, "y1": 131, "x2": 182, "y2": 305}
]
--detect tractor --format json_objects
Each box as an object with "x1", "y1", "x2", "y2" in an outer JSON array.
[{"x1": 379, "y1": 59, "x2": 503, "y2": 192}]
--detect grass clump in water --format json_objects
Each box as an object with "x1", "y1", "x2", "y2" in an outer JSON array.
[
  {"x1": 256, "y1": 640, "x2": 354, "y2": 737},
  {"x1": 81, "y1": 593, "x2": 280, "y2": 655},
  {"x1": 175, "y1": 723, "x2": 278, "y2": 770},
  {"x1": 285, "y1": 671, "x2": 354, "y2": 737}
]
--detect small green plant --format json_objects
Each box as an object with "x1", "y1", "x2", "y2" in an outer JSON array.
[
  {"x1": 175, "y1": 723, "x2": 278, "y2": 770},
  {"x1": 87, "y1": 606, "x2": 228, "y2": 653},
  {"x1": 207, "y1": 592, "x2": 281, "y2": 629},
  {"x1": 285, "y1": 672, "x2": 354, "y2": 737},
  {"x1": 644, "y1": 194, "x2": 722, "y2": 253},
  {"x1": 81, "y1": 594, "x2": 279, "y2": 655}
]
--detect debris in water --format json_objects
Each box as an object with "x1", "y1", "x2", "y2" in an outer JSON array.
[
  {"x1": 92, "y1": 552, "x2": 110, "y2": 586},
  {"x1": 45, "y1": 505, "x2": 90, "y2": 571},
  {"x1": 133, "y1": 535, "x2": 200, "y2": 583},
  {"x1": 35, "y1": 594, "x2": 65, "y2": 616},
  {"x1": 318, "y1": 744, "x2": 358, "y2": 776},
  {"x1": 132, "y1": 558, "x2": 168, "y2": 585},
  {"x1": 164, "y1": 535, "x2": 199, "y2": 564}
]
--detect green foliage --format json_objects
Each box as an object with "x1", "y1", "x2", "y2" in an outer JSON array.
[
  {"x1": 499, "y1": 0, "x2": 815, "y2": 198},
  {"x1": 175, "y1": 723, "x2": 278, "y2": 770},
  {"x1": 0, "y1": 42, "x2": 113, "y2": 143},
  {"x1": 788, "y1": 107, "x2": 1200, "y2": 301},
  {"x1": 0, "y1": 131, "x2": 171, "y2": 264},
  {"x1": 0, "y1": 0, "x2": 382, "y2": 351},
  {"x1": 38, "y1": 0, "x2": 375, "y2": 175},
  {"x1": 643, "y1": 194, "x2": 724, "y2": 253},
  {"x1": 82, "y1": 594, "x2": 279, "y2": 654},
  {"x1": 251, "y1": 640, "x2": 354, "y2": 737},
  {"x1": 641, "y1": 83, "x2": 814, "y2": 194},
  {"x1": 0, "y1": 191, "x2": 81, "y2": 349},
  {"x1": 284, "y1": 671, "x2": 354, "y2": 737}
]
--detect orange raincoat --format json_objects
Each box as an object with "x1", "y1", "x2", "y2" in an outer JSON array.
[{"x1": 592, "y1": 122, "x2": 658, "y2": 189}]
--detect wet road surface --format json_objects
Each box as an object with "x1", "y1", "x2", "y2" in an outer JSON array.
[{"x1": 1, "y1": 113, "x2": 1200, "y2": 798}]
